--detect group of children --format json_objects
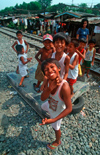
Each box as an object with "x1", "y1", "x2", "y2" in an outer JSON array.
[{"x1": 12, "y1": 30, "x2": 96, "y2": 150}]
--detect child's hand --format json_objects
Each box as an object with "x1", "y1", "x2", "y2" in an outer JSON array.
[
  {"x1": 39, "y1": 118, "x2": 54, "y2": 125},
  {"x1": 48, "y1": 76, "x2": 60, "y2": 91},
  {"x1": 40, "y1": 83, "x2": 45, "y2": 91}
]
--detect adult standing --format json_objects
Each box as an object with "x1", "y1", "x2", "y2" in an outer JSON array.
[{"x1": 76, "y1": 19, "x2": 89, "y2": 43}]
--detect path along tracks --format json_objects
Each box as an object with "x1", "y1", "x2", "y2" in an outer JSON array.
[{"x1": 0, "y1": 26, "x2": 100, "y2": 76}]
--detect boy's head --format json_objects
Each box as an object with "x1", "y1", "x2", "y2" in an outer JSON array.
[
  {"x1": 43, "y1": 34, "x2": 53, "y2": 50},
  {"x1": 79, "y1": 38, "x2": 87, "y2": 49},
  {"x1": 16, "y1": 44, "x2": 24, "y2": 54},
  {"x1": 53, "y1": 32, "x2": 68, "y2": 53},
  {"x1": 41, "y1": 58, "x2": 61, "y2": 79},
  {"x1": 16, "y1": 30, "x2": 23, "y2": 40},
  {"x1": 88, "y1": 39, "x2": 96, "y2": 48},
  {"x1": 69, "y1": 38, "x2": 79, "y2": 53}
]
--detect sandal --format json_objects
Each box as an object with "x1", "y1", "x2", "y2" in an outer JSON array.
[{"x1": 47, "y1": 141, "x2": 61, "y2": 150}]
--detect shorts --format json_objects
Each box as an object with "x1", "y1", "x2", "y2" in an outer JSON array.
[
  {"x1": 41, "y1": 101, "x2": 62, "y2": 130},
  {"x1": 67, "y1": 78, "x2": 77, "y2": 86},
  {"x1": 82, "y1": 60, "x2": 91, "y2": 69},
  {"x1": 78, "y1": 64, "x2": 82, "y2": 76},
  {"x1": 35, "y1": 64, "x2": 44, "y2": 82}
]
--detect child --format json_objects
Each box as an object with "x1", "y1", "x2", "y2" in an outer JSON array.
[
  {"x1": 12, "y1": 30, "x2": 29, "y2": 73},
  {"x1": 40, "y1": 32, "x2": 70, "y2": 91},
  {"x1": 76, "y1": 38, "x2": 87, "y2": 76},
  {"x1": 34, "y1": 34, "x2": 55, "y2": 92},
  {"x1": 67, "y1": 39, "x2": 79, "y2": 96},
  {"x1": 16, "y1": 45, "x2": 32, "y2": 87},
  {"x1": 40, "y1": 58, "x2": 72, "y2": 150},
  {"x1": 82, "y1": 39, "x2": 96, "y2": 78}
]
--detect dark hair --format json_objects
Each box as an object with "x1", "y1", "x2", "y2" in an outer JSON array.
[
  {"x1": 81, "y1": 18, "x2": 88, "y2": 28},
  {"x1": 16, "y1": 44, "x2": 23, "y2": 53},
  {"x1": 16, "y1": 30, "x2": 22, "y2": 35},
  {"x1": 80, "y1": 38, "x2": 87, "y2": 43},
  {"x1": 53, "y1": 32, "x2": 68, "y2": 45},
  {"x1": 41, "y1": 58, "x2": 61, "y2": 75},
  {"x1": 71, "y1": 38, "x2": 79, "y2": 47},
  {"x1": 88, "y1": 39, "x2": 96, "y2": 44}
]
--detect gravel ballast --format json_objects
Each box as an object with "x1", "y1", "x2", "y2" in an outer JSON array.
[{"x1": 0, "y1": 33, "x2": 100, "y2": 155}]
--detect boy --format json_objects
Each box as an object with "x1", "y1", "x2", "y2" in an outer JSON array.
[
  {"x1": 16, "y1": 45, "x2": 32, "y2": 86},
  {"x1": 12, "y1": 30, "x2": 29, "y2": 73},
  {"x1": 76, "y1": 38, "x2": 87, "y2": 76},
  {"x1": 40, "y1": 32, "x2": 70, "y2": 91},
  {"x1": 33, "y1": 34, "x2": 55, "y2": 92},
  {"x1": 82, "y1": 39, "x2": 96, "y2": 78},
  {"x1": 67, "y1": 39, "x2": 79, "y2": 96},
  {"x1": 40, "y1": 58, "x2": 72, "y2": 150}
]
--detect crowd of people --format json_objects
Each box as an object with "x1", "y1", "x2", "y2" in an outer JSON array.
[{"x1": 11, "y1": 18, "x2": 96, "y2": 150}]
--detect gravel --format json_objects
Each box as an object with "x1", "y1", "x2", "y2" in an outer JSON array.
[{"x1": 0, "y1": 32, "x2": 100, "y2": 155}]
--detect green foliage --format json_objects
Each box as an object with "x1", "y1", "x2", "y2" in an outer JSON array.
[{"x1": 37, "y1": 0, "x2": 52, "y2": 10}]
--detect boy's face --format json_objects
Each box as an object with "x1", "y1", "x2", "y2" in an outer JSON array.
[
  {"x1": 44, "y1": 63, "x2": 60, "y2": 80},
  {"x1": 68, "y1": 43, "x2": 76, "y2": 53},
  {"x1": 79, "y1": 42, "x2": 86, "y2": 50},
  {"x1": 17, "y1": 33, "x2": 23, "y2": 40},
  {"x1": 43, "y1": 39, "x2": 52, "y2": 50},
  {"x1": 21, "y1": 47, "x2": 24, "y2": 54},
  {"x1": 89, "y1": 43, "x2": 95, "y2": 49},
  {"x1": 54, "y1": 39, "x2": 66, "y2": 53}
]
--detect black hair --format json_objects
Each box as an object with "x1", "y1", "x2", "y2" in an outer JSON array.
[
  {"x1": 53, "y1": 32, "x2": 68, "y2": 45},
  {"x1": 79, "y1": 38, "x2": 87, "y2": 43},
  {"x1": 88, "y1": 39, "x2": 96, "y2": 44},
  {"x1": 71, "y1": 38, "x2": 79, "y2": 47},
  {"x1": 41, "y1": 58, "x2": 61, "y2": 75},
  {"x1": 16, "y1": 30, "x2": 22, "y2": 35},
  {"x1": 81, "y1": 18, "x2": 88, "y2": 28},
  {"x1": 16, "y1": 44, "x2": 23, "y2": 53}
]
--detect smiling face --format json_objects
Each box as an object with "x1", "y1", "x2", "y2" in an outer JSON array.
[
  {"x1": 79, "y1": 42, "x2": 86, "y2": 50},
  {"x1": 68, "y1": 43, "x2": 76, "y2": 54},
  {"x1": 54, "y1": 39, "x2": 66, "y2": 53},
  {"x1": 43, "y1": 39, "x2": 52, "y2": 50},
  {"x1": 44, "y1": 63, "x2": 61, "y2": 80}
]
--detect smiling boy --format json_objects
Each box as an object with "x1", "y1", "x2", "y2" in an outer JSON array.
[{"x1": 40, "y1": 58, "x2": 72, "y2": 150}]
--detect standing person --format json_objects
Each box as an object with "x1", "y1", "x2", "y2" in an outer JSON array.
[
  {"x1": 76, "y1": 19, "x2": 89, "y2": 43},
  {"x1": 16, "y1": 45, "x2": 32, "y2": 87},
  {"x1": 40, "y1": 58, "x2": 72, "y2": 150},
  {"x1": 33, "y1": 34, "x2": 54, "y2": 92},
  {"x1": 67, "y1": 39, "x2": 79, "y2": 96},
  {"x1": 40, "y1": 32, "x2": 70, "y2": 92},
  {"x1": 12, "y1": 30, "x2": 29, "y2": 73},
  {"x1": 82, "y1": 39, "x2": 96, "y2": 78},
  {"x1": 76, "y1": 38, "x2": 87, "y2": 76}
]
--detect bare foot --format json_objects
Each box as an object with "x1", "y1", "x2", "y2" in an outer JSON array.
[
  {"x1": 71, "y1": 93, "x2": 74, "y2": 98},
  {"x1": 87, "y1": 75, "x2": 90, "y2": 78}
]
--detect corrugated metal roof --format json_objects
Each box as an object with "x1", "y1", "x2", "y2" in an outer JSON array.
[
  {"x1": 64, "y1": 17, "x2": 100, "y2": 25},
  {"x1": 55, "y1": 11, "x2": 95, "y2": 19}
]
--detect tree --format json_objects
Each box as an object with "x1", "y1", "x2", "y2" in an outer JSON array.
[{"x1": 37, "y1": 0, "x2": 52, "y2": 16}]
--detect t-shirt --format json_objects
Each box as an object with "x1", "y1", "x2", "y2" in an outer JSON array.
[{"x1": 77, "y1": 28, "x2": 89, "y2": 40}]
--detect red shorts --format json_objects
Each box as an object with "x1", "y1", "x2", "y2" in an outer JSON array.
[{"x1": 67, "y1": 78, "x2": 77, "y2": 86}]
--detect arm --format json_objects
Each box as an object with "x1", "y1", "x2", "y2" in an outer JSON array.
[
  {"x1": 12, "y1": 41, "x2": 18, "y2": 54},
  {"x1": 40, "y1": 82, "x2": 72, "y2": 125},
  {"x1": 35, "y1": 49, "x2": 42, "y2": 65},
  {"x1": 91, "y1": 48, "x2": 96, "y2": 66},
  {"x1": 20, "y1": 57, "x2": 31, "y2": 65},
  {"x1": 76, "y1": 34, "x2": 79, "y2": 39},
  {"x1": 86, "y1": 35, "x2": 88, "y2": 43},
  {"x1": 69, "y1": 54, "x2": 79, "y2": 70},
  {"x1": 63, "y1": 55, "x2": 70, "y2": 80},
  {"x1": 76, "y1": 49, "x2": 86, "y2": 60},
  {"x1": 24, "y1": 40, "x2": 29, "y2": 53}
]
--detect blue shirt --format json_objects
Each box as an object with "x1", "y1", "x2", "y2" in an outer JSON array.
[{"x1": 77, "y1": 28, "x2": 89, "y2": 40}]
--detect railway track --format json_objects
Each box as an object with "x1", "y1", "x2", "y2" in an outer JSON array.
[{"x1": 0, "y1": 27, "x2": 100, "y2": 76}]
